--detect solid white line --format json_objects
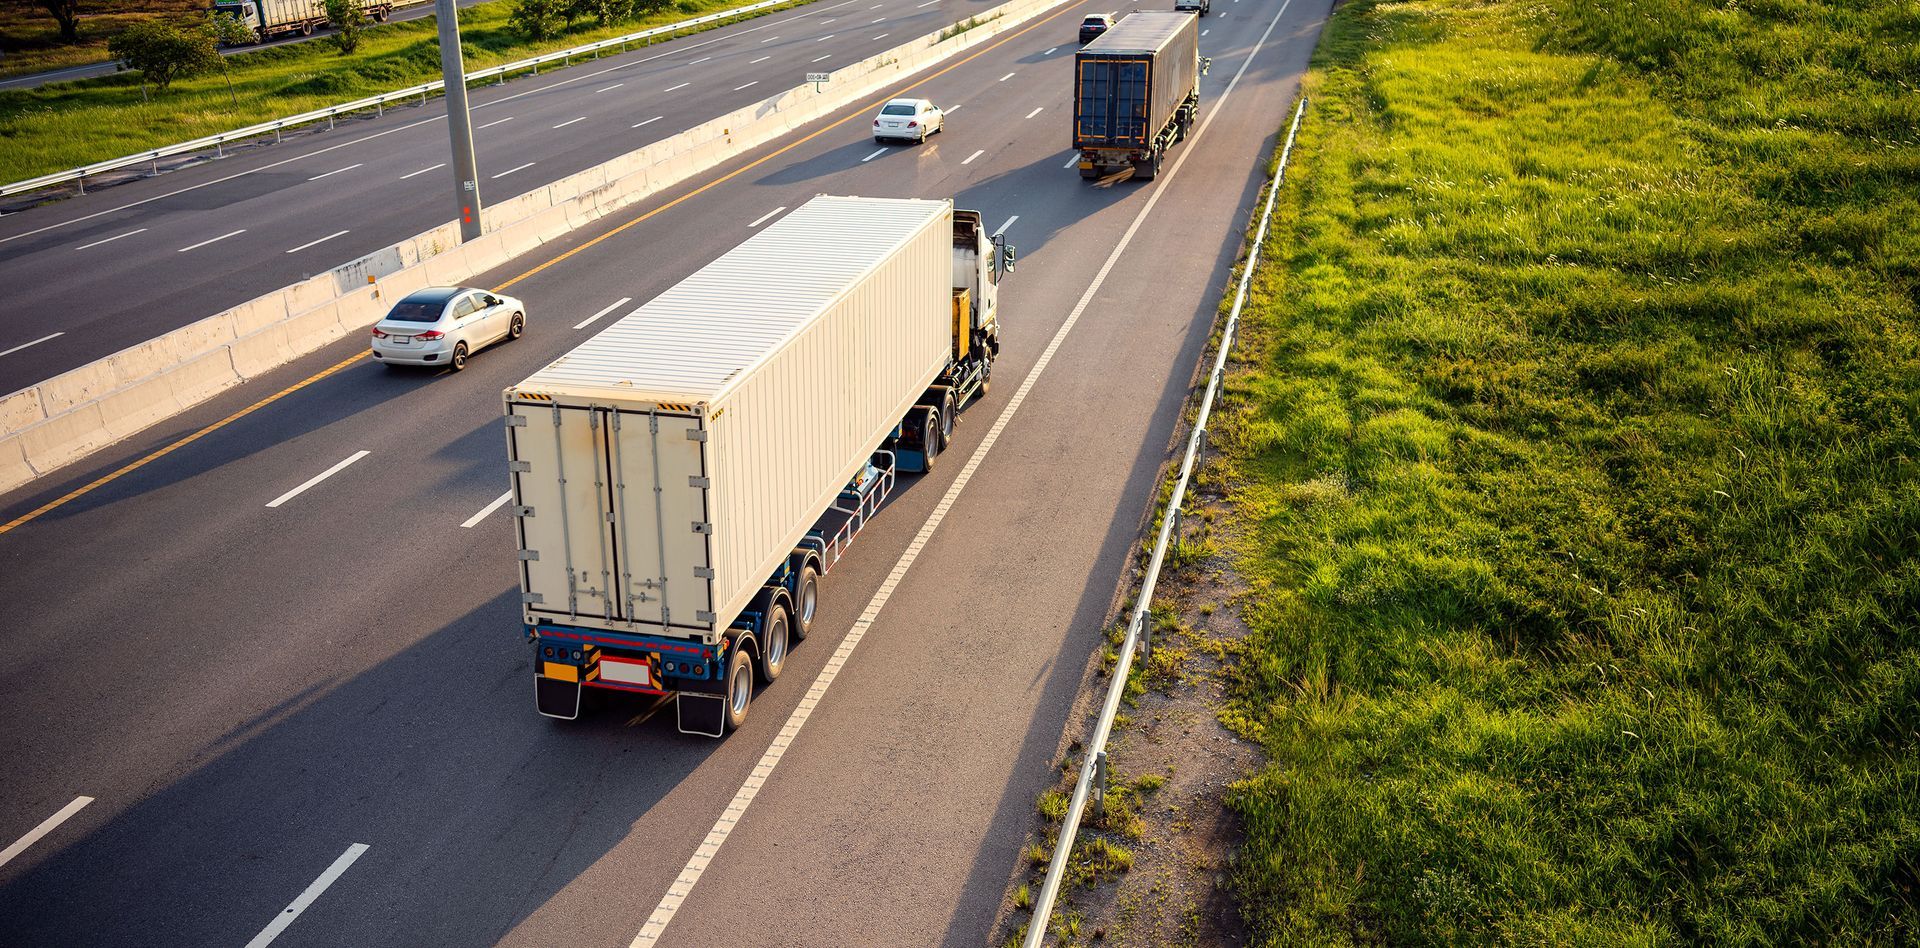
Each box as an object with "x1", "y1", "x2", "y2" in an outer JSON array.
[
  {"x1": 811, "y1": 54, "x2": 832, "y2": 62},
  {"x1": 73, "y1": 228, "x2": 145, "y2": 251},
  {"x1": 634, "y1": 5, "x2": 1296, "y2": 935},
  {"x1": 0, "y1": 332, "x2": 64, "y2": 358},
  {"x1": 460, "y1": 491, "x2": 513, "y2": 528},
  {"x1": 492, "y1": 162, "x2": 535, "y2": 179},
  {"x1": 999, "y1": 71, "x2": 1015, "y2": 81},
  {"x1": 265, "y1": 450, "x2": 369, "y2": 507},
  {"x1": 400, "y1": 162, "x2": 446, "y2": 180},
  {"x1": 478, "y1": 116, "x2": 514, "y2": 129},
  {"x1": 1063, "y1": 154, "x2": 1080, "y2": 169},
  {"x1": 991, "y1": 215, "x2": 1018, "y2": 238},
  {"x1": 748, "y1": 206, "x2": 787, "y2": 228},
  {"x1": 861, "y1": 148, "x2": 886, "y2": 162},
  {"x1": 734, "y1": 80, "x2": 759, "y2": 91},
  {"x1": 242, "y1": 844, "x2": 369, "y2": 948},
  {"x1": 1024, "y1": 106, "x2": 1043, "y2": 118},
  {"x1": 284, "y1": 229, "x2": 348, "y2": 254},
  {"x1": 0, "y1": 797, "x2": 92, "y2": 869},
  {"x1": 665, "y1": 81, "x2": 691, "y2": 92},
  {"x1": 962, "y1": 149, "x2": 984, "y2": 164},
  {"x1": 177, "y1": 229, "x2": 246, "y2": 252},
  {"x1": 750, "y1": 55, "x2": 771, "y2": 63},
  {"x1": 575, "y1": 296, "x2": 632, "y2": 330},
  {"x1": 594, "y1": 82, "x2": 626, "y2": 93},
  {"x1": 306, "y1": 162, "x2": 362, "y2": 181},
  {"x1": 633, "y1": 116, "x2": 664, "y2": 128},
  {"x1": 553, "y1": 116, "x2": 588, "y2": 129}
]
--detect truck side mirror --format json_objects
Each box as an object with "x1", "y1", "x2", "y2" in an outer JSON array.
[{"x1": 1001, "y1": 244, "x2": 1017, "y2": 275}]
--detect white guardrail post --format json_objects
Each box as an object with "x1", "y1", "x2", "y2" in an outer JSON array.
[
  {"x1": 0, "y1": 0, "x2": 795, "y2": 199},
  {"x1": 1021, "y1": 96, "x2": 1309, "y2": 948}
]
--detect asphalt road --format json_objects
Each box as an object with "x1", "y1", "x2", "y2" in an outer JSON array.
[
  {"x1": 0, "y1": 0, "x2": 1330, "y2": 942},
  {"x1": 0, "y1": 0, "x2": 477, "y2": 91},
  {"x1": 0, "y1": 0, "x2": 996, "y2": 394}
]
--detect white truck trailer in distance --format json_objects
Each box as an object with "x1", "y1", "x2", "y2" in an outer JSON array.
[{"x1": 504, "y1": 196, "x2": 1015, "y2": 735}]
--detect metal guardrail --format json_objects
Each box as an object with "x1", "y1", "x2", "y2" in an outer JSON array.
[
  {"x1": 1022, "y1": 96, "x2": 1309, "y2": 948},
  {"x1": 0, "y1": 0, "x2": 798, "y2": 198}
]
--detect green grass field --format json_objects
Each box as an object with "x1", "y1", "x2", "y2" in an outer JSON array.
[
  {"x1": 0, "y1": 0, "x2": 804, "y2": 183},
  {"x1": 0, "y1": 0, "x2": 208, "y2": 80},
  {"x1": 1215, "y1": 0, "x2": 1919, "y2": 941}
]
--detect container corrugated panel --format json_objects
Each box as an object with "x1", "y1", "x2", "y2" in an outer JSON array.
[
  {"x1": 505, "y1": 195, "x2": 952, "y2": 642},
  {"x1": 1074, "y1": 12, "x2": 1200, "y2": 149}
]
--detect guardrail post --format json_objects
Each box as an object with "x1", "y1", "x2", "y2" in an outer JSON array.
[
  {"x1": 1092, "y1": 751, "x2": 1109, "y2": 819},
  {"x1": 377, "y1": 100, "x2": 384, "y2": 117},
  {"x1": 1196, "y1": 426, "x2": 1208, "y2": 456},
  {"x1": 328, "y1": 113, "x2": 336, "y2": 130},
  {"x1": 75, "y1": 173, "x2": 85, "y2": 195}
]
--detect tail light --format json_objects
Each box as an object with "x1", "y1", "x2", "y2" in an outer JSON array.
[
  {"x1": 874, "y1": 119, "x2": 881, "y2": 126},
  {"x1": 907, "y1": 120, "x2": 918, "y2": 128},
  {"x1": 415, "y1": 330, "x2": 445, "y2": 341},
  {"x1": 370, "y1": 327, "x2": 388, "y2": 338}
]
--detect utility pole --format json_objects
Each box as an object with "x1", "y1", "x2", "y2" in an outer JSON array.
[{"x1": 435, "y1": 0, "x2": 483, "y2": 241}]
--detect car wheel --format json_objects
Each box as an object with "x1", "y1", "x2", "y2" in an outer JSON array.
[
  {"x1": 450, "y1": 342, "x2": 469, "y2": 371},
  {"x1": 508, "y1": 312, "x2": 525, "y2": 341}
]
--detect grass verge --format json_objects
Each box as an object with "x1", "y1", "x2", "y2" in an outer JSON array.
[
  {"x1": 1215, "y1": 0, "x2": 1919, "y2": 942},
  {"x1": 0, "y1": 0, "x2": 811, "y2": 183},
  {"x1": 0, "y1": 0, "x2": 207, "y2": 79}
]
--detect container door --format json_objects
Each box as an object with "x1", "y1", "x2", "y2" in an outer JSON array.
[
  {"x1": 607, "y1": 408, "x2": 715, "y2": 634},
  {"x1": 1077, "y1": 59, "x2": 1149, "y2": 144},
  {"x1": 508, "y1": 401, "x2": 625, "y2": 624}
]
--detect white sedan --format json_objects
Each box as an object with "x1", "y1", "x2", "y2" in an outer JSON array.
[
  {"x1": 873, "y1": 98, "x2": 945, "y2": 144},
  {"x1": 370, "y1": 286, "x2": 526, "y2": 371}
]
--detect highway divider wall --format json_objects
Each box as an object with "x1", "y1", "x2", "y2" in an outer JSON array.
[{"x1": 0, "y1": 0, "x2": 1066, "y2": 497}]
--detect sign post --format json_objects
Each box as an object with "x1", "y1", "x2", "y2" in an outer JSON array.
[{"x1": 805, "y1": 72, "x2": 830, "y2": 92}]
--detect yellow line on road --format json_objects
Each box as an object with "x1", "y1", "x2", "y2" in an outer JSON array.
[{"x1": 2, "y1": 1, "x2": 1085, "y2": 535}]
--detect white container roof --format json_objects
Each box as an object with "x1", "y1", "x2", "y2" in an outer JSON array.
[{"x1": 514, "y1": 194, "x2": 949, "y2": 403}]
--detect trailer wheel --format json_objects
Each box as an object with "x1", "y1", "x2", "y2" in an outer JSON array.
[
  {"x1": 374, "y1": 5, "x2": 389, "y2": 20},
  {"x1": 758, "y1": 602, "x2": 791, "y2": 682},
  {"x1": 724, "y1": 647, "x2": 753, "y2": 732},
  {"x1": 920, "y1": 414, "x2": 941, "y2": 471},
  {"x1": 300, "y1": 20, "x2": 314, "y2": 35},
  {"x1": 935, "y1": 390, "x2": 956, "y2": 446},
  {"x1": 793, "y1": 563, "x2": 820, "y2": 641}
]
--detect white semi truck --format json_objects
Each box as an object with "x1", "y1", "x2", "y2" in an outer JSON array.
[{"x1": 502, "y1": 196, "x2": 1014, "y2": 735}]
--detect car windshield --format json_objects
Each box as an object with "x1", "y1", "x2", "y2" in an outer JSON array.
[
  {"x1": 386, "y1": 301, "x2": 445, "y2": 322},
  {"x1": 882, "y1": 104, "x2": 916, "y2": 115}
]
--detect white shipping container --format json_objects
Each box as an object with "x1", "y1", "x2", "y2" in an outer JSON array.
[{"x1": 503, "y1": 196, "x2": 953, "y2": 643}]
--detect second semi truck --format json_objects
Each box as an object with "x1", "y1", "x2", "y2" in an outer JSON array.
[
  {"x1": 503, "y1": 196, "x2": 1014, "y2": 736},
  {"x1": 1072, "y1": 11, "x2": 1206, "y2": 181},
  {"x1": 211, "y1": 0, "x2": 395, "y2": 42}
]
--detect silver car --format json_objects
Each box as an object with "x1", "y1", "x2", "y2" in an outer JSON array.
[{"x1": 370, "y1": 286, "x2": 525, "y2": 371}]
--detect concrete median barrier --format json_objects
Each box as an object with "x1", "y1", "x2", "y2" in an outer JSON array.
[{"x1": 0, "y1": 0, "x2": 1066, "y2": 498}]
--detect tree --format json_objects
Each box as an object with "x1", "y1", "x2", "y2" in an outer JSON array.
[
  {"x1": 108, "y1": 19, "x2": 220, "y2": 91},
  {"x1": 508, "y1": 0, "x2": 561, "y2": 39},
  {"x1": 41, "y1": 0, "x2": 80, "y2": 44},
  {"x1": 567, "y1": 0, "x2": 631, "y2": 28},
  {"x1": 321, "y1": 0, "x2": 364, "y2": 54}
]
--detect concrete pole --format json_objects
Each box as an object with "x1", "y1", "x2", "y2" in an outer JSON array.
[{"x1": 436, "y1": 0, "x2": 483, "y2": 242}]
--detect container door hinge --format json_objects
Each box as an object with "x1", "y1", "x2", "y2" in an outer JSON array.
[
  {"x1": 695, "y1": 610, "x2": 717, "y2": 624},
  {"x1": 692, "y1": 566, "x2": 715, "y2": 579},
  {"x1": 691, "y1": 521, "x2": 712, "y2": 535},
  {"x1": 508, "y1": 460, "x2": 531, "y2": 473},
  {"x1": 688, "y1": 476, "x2": 711, "y2": 489},
  {"x1": 512, "y1": 505, "x2": 535, "y2": 517},
  {"x1": 505, "y1": 415, "x2": 528, "y2": 427},
  {"x1": 518, "y1": 550, "x2": 540, "y2": 561},
  {"x1": 522, "y1": 593, "x2": 545, "y2": 605},
  {"x1": 685, "y1": 428, "x2": 707, "y2": 441}
]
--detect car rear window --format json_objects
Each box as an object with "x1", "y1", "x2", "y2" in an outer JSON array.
[
  {"x1": 386, "y1": 301, "x2": 444, "y2": 322},
  {"x1": 1083, "y1": 16, "x2": 1106, "y2": 24},
  {"x1": 882, "y1": 104, "x2": 916, "y2": 115}
]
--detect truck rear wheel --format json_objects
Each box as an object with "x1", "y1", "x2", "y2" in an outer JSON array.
[
  {"x1": 724, "y1": 647, "x2": 753, "y2": 732},
  {"x1": 793, "y1": 563, "x2": 820, "y2": 640},
  {"x1": 758, "y1": 602, "x2": 791, "y2": 682},
  {"x1": 919, "y1": 414, "x2": 941, "y2": 471}
]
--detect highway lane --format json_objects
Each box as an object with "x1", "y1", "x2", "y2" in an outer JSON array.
[
  {"x1": 0, "y1": 0, "x2": 995, "y2": 395},
  {"x1": 0, "y1": 0, "x2": 1328, "y2": 941}
]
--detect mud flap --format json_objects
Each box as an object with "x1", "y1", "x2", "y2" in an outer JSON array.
[
  {"x1": 535, "y1": 675, "x2": 582, "y2": 720},
  {"x1": 676, "y1": 693, "x2": 726, "y2": 738}
]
